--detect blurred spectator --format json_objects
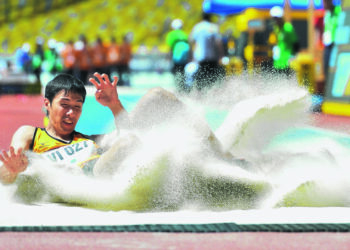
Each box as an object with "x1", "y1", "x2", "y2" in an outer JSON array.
[
  {"x1": 222, "y1": 29, "x2": 236, "y2": 57},
  {"x1": 61, "y1": 40, "x2": 76, "y2": 76},
  {"x1": 137, "y1": 43, "x2": 148, "y2": 55},
  {"x1": 270, "y1": 6, "x2": 299, "y2": 76},
  {"x1": 0, "y1": 60, "x2": 14, "y2": 77},
  {"x1": 15, "y1": 43, "x2": 32, "y2": 73},
  {"x1": 74, "y1": 34, "x2": 92, "y2": 84},
  {"x1": 118, "y1": 34, "x2": 132, "y2": 86},
  {"x1": 106, "y1": 36, "x2": 121, "y2": 79},
  {"x1": 91, "y1": 36, "x2": 107, "y2": 74},
  {"x1": 189, "y1": 12, "x2": 225, "y2": 91},
  {"x1": 166, "y1": 19, "x2": 190, "y2": 92},
  {"x1": 150, "y1": 45, "x2": 163, "y2": 73},
  {"x1": 32, "y1": 37, "x2": 45, "y2": 83},
  {"x1": 314, "y1": 12, "x2": 325, "y2": 49},
  {"x1": 42, "y1": 38, "x2": 63, "y2": 75},
  {"x1": 323, "y1": 0, "x2": 342, "y2": 81}
]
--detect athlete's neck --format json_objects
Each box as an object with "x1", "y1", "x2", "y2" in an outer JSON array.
[{"x1": 45, "y1": 127, "x2": 73, "y2": 142}]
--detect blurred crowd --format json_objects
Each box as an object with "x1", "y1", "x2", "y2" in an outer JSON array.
[
  {"x1": 14, "y1": 33, "x2": 133, "y2": 86},
  {"x1": 7, "y1": 0, "x2": 343, "y2": 96}
]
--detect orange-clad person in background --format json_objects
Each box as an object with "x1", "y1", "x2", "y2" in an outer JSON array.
[
  {"x1": 74, "y1": 34, "x2": 92, "y2": 84},
  {"x1": 118, "y1": 34, "x2": 132, "y2": 86},
  {"x1": 91, "y1": 37, "x2": 108, "y2": 75},
  {"x1": 106, "y1": 36, "x2": 121, "y2": 79},
  {"x1": 60, "y1": 40, "x2": 76, "y2": 76}
]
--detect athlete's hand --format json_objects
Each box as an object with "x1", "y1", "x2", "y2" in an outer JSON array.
[
  {"x1": 89, "y1": 72, "x2": 125, "y2": 117},
  {"x1": 0, "y1": 147, "x2": 28, "y2": 175},
  {"x1": 89, "y1": 72, "x2": 119, "y2": 108}
]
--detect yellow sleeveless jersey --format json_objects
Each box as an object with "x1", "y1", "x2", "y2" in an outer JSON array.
[{"x1": 30, "y1": 128, "x2": 101, "y2": 175}]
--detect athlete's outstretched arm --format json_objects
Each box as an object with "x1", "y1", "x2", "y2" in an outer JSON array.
[{"x1": 0, "y1": 126, "x2": 34, "y2": 184}]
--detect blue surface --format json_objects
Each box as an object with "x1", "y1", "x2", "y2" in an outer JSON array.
[
  {"x1": 76, "y1": 92, "x2": 325, "y2": 135},
  {"x1": 75, "y1": 93, "x2": 142, "y2": 135},
  {"x1": 331, "y1": 53, "x2": 350, "y2": 97},
  {"x1": 267, "y1": 126, "x2": 350, "y2": 150},
  {"x1": 75, "y1": 92, "x2": 229, "y2": 135},
  {"x1": 203, "y1": 0, "x2": 341, "y2": 15}
]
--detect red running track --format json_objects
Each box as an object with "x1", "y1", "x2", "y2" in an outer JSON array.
[
  {"x1": 0, "y1": 94, "x2": 44, "y2": 150},
  {"x1": 1, "y1": 232, "x2": 350, "y2": 250}
]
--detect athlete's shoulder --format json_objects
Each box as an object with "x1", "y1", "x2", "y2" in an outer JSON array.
[
  {"x1": 73, "y1": 130, "x2": 85, "y2": 137},
  {"x1": 74, "y1": 131, "x2": 95, "y2": 141},
  {"x1": 14, "y1": 125, "x2": 36, "y2": 139},
  {"x1": 10, "y1": 125, "x2": 36, "y2": 150}
]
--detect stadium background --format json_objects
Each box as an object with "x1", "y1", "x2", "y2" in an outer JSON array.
[{"x1": 0, "y1": 0, "x2": 242, "y2": 54}]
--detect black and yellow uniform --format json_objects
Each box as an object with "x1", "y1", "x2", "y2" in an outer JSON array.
[{"x1": 30, "y1": 128, "x2": 101, "y2": 175}]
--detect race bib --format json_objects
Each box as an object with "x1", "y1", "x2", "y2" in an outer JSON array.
[{"x1": 41, "y1": 140, "x2": 99, "y2": 169}]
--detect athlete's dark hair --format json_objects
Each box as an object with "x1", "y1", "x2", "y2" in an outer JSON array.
[{"x1": 45, "y1": 73, "x2": 86, "y2": 103}]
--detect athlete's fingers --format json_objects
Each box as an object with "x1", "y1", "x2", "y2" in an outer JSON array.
[
  {"x1": 17, "y1": 148, "x2": 23, "y2": 156},
  {"x1": 0, "y1": 153, "x2": 5, "y2": 163},
  {"x1": 19, "y1": 154, "x2": 28, "y2": 171},
  {"x1": 102, "y1": 74, "x2": 111, "y2": 85},
  {"x1": 95, "y1": 89, "x2": 102, "y2": 99},
  {"x1": 112, "y1": 76, "x2": 119, "y2": 87},
  {"x1": 9, "y1": 147, "x2": 15, "y2": 158},
  {"x1": 22, "y1": 155, "x2": 28, "y2": 165},
  {"x1": 93, "y1": 72, "x2": 106, "y2": 87},
  {"x1": 0, "y1": 152, "x2": 14, "y2": 172},
  {"x1": 1, "y1": 150, "x2": 9, "y2": 161},
  {"x1": 89, "y1": 77, "x2": 100, "y2": 89},
  {"x1": 18, "y1": 149, "x2": 27, "y2": 166}
]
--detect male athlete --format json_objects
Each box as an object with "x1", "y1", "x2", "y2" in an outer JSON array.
[
  {"x1": 0, "y1": 72, "x2": 128, "y2": 184},
  {"x1": 0, "y1": 72, "x2": 222, "y2": 184}
]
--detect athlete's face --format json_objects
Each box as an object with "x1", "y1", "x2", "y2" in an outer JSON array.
[{"x1": 45, "y1": 90, "x2": 84, "y2": 137}]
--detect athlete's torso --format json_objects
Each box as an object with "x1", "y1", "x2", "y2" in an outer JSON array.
[{"x1": 30, "y1": 128, "x2": 101, "y2": 175}]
